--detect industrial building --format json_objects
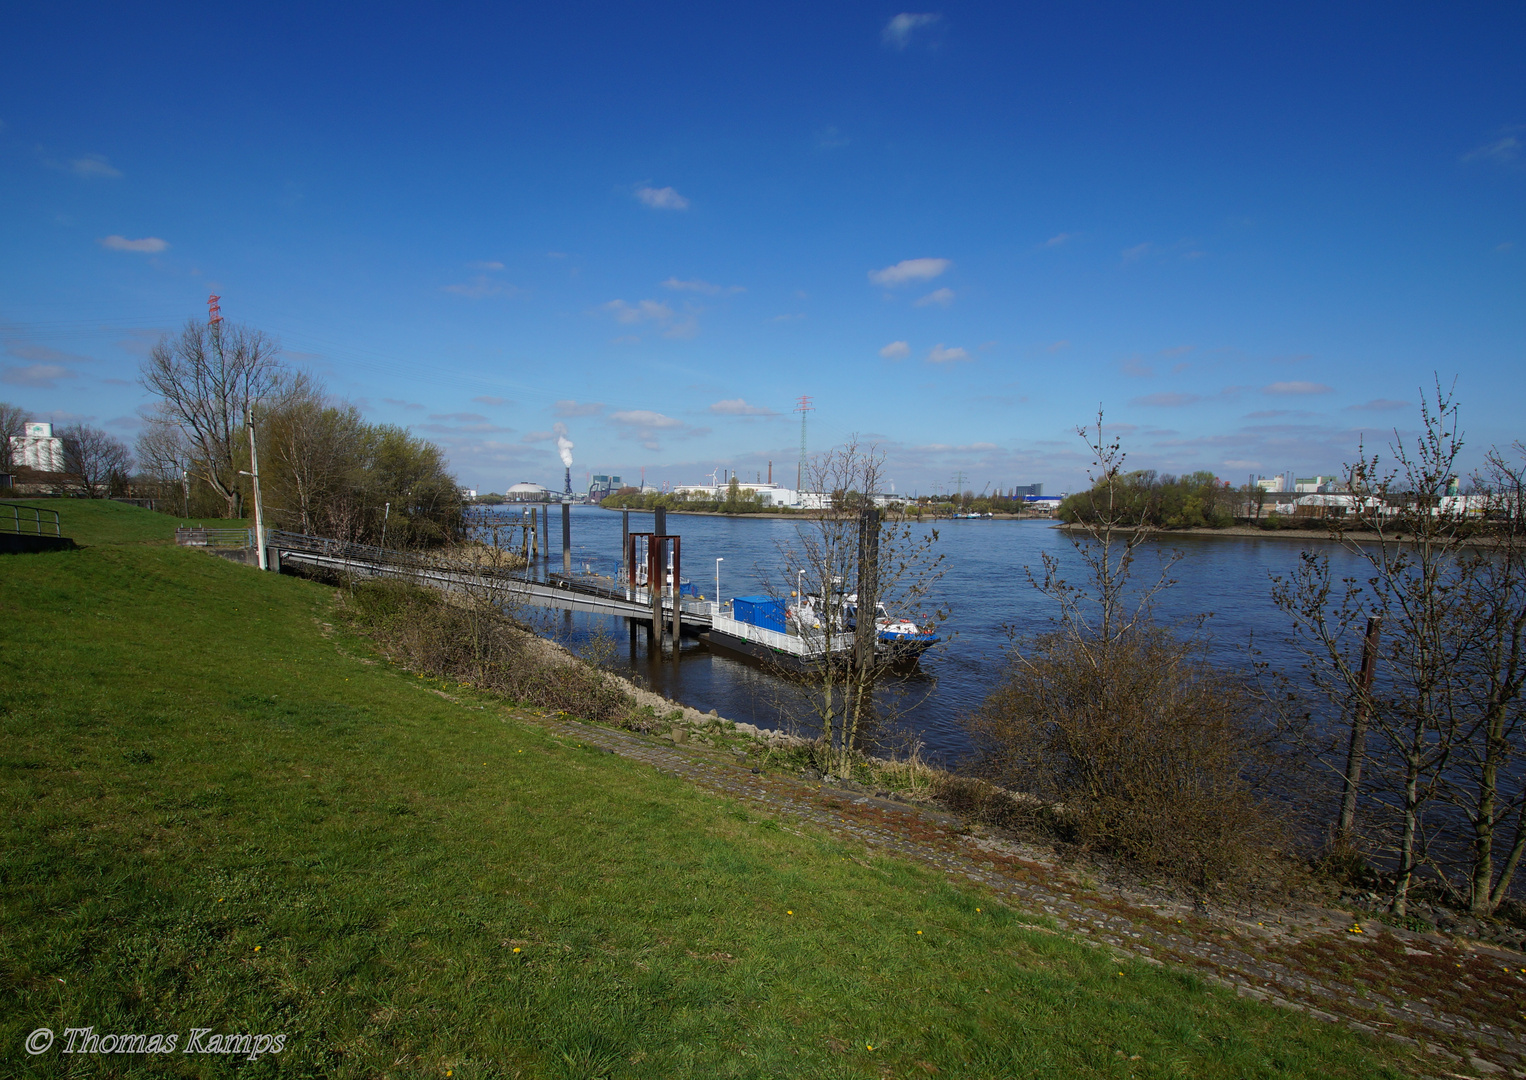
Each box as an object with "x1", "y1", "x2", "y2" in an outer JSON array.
[
  {"x1": 587, "y1": 474, "x2": 624, "y2": 501},
  {"x1": 10, "y1": 421, "x2": 65, "y2": 472}
]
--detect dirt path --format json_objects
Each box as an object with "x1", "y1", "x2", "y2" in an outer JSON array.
[{"x1": 525, "y1": 709, "x2": 1526, "y2": 1078}]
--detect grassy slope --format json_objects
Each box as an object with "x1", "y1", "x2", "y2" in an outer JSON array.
[{"x1": 0, "y1": 502, "x2": 1414, "y2": 1079}]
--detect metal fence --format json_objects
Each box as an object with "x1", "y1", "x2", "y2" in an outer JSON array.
[
  {"x1": 0, "y1": 503, "x2": 61, "y2": 538},
  {"x1": 174, "y1": 526, "x2": 254, "y2": 548}
]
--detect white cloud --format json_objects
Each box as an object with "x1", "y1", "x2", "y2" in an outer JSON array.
[
  {"x1": 1345, "y1": 398, "x2": 1409, "y2": 413},
  {"x1": 610, "y1": 409, "x2": 684, "y2": 429},
  {"x1": 473, "y1": 395, "x2": 511, "y2": 407},
  {"x1": 1045, "y1": 340, "x2": 1070, "y2": 353},
  {"x1": 869, "y1": 257, "x2": 951, "y2": 287},
  {"x1": 709, "y1": 398, "x2": 777, "y2": 416},
  {"x1": 602, "y1": 299, "x2": 697, "y2": 339},
  {"x1": 442, "y1": 276, "x2": 517, "y2": 299},
  {"x1": 662, "y1": 277, "x2": 743, "y2": 295},
  {"x1": 99, "y1": 235, "x2": 167, "y2": 253},
  {"x1": 1120, "y1": 243, "x2": 1151, "y2": 263},
  {"x1": 926, "y1": 343, "x2": 970, "y2": 364},
  {"x1": 636, "y1": 186, "x2": 690, "y2": 210},
  {"x1": 1464, "y1": 134, "x2": 1522, "y2": 166},
  {"x1": 71, "y1": 154, "x2": 121, "y2": 178},
  {"x1": 879, "y1": 340, "x2": 910, "y2": 359},
  {"x1": 554, "y1": 399, "x2": 604, "y2": 418},
  {"x1": 882, "y1": 12, "x2": 940, "y2": 48},
  {"x1": 467, "y1": 260, "x2": 505, "y2": 270},
  {"x1": 1044, "y1": 232, "x2": 1075, "y2": 247},
  {"x1": 1, "y1": 363, "x2": 73, "y2": 388},
  {"x1": 603, "y1": 299, "x2": 674, "y2": 324},
  {"x1": 914, "y1": 287, "x2": 955, "y2": 308},
  {"x1": 1131, "y1": 392, "x2": 1203, "y2": 407},
  {"x1": 383, "y1": 398, "x2": 425, "y2": 411},
  {"x1": 1263, "y1": 381, "x2": 1332, "y2": 396}
]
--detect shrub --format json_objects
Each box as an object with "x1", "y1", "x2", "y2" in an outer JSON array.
[{"x1": 339, "y1": 578, "x2": 634, "y2": 725}]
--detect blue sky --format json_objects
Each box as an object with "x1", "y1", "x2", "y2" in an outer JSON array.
[{"x1": 1, "y1": 2, "x2": 1521, "y2": 494}]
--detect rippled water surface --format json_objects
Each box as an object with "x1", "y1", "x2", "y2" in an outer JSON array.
[{"x1": 476, "y1": 505, "x2": 1363, "y2": 765}]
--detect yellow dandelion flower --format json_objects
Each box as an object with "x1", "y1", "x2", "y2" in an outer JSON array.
[
  {"x1": 254, "y1": 946, "x2": 261, "y2": 952},
  {"x1": 513, "y1": 947, "x2": 521, "y2": 953},
  {"x1": 787, "y1": 910, "x2": 793, "y2": 915},
  {"x1": 916, "y1": 930, "x2": 922, "y2": 935},
  {"x1": 866, "y1": 1044, "x2": 874, "y2": 1051}
]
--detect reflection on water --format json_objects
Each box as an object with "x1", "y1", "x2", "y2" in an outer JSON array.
[{"x1": 474, "y1": 505, "x2": 1360, "y2": 766}]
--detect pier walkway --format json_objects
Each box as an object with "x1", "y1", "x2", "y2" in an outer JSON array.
[{"x1": 265, "y1": 529, "x2": 713, "y2": 631}]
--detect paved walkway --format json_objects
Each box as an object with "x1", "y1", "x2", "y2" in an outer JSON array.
[{"x1": 533, "y1": 711, "x2": 1526, "y2": 1079}]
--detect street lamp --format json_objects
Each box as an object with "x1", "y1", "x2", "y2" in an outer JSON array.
[{"x1": 714, "y1": 557, "x2": 723, "y2": 606}]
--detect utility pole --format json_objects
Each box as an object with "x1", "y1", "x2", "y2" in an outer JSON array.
[
  {"x1": 794, "y1": 395, "x2": 813, "y2": 493},
  {"x1": 239, "y1": 414, "x2": 268, "y2": 571}
]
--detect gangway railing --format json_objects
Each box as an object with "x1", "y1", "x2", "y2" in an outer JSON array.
[{"x1": 1, "y1": 504, "x2": 61, "y2": 538}]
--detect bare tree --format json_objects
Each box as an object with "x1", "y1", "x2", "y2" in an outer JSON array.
[
  {"x1": 967, "y1": 415, "x2": 1285, "y2": 893},
  {"x1": 766, "y1": 439, "x2": 947, "y2": 775},
  {"x1": 0, "y1": 401, "x2": 26, "y2": 470},
  {"x1": 1273, "y1": 382, "x2": 1526, "y2": 916},
  {"x1": 59, "y1": 423, "x2": 132, "y2": 498},
  {"x1": 139, "y1": 319, "x2": 281, "y2": 518}
]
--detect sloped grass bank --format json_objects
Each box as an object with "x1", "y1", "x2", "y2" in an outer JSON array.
[{"x1": 0, "y1": 503, "x2": 1417, "y2": 1078}]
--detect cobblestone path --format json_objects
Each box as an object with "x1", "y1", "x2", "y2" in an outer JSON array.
[{"x1": 533, "y1": 712, "x2": 1526, "y2": 1079}]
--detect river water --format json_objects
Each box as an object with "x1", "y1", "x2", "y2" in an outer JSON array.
[{"x1": 474, "y1": 505, "x2": 1358, "y2": 767}]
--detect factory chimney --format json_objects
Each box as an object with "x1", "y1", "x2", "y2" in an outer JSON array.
[
  {"x1": 564, "y1": 466, "x2": 572, "y2": 495},
  {"x1": 767, "y1": 460, "x2": 772, "y2": 484}
]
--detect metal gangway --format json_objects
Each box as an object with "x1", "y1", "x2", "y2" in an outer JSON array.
[{"x1": 265, "y1": 529, "x2": 712, "y2": 631}]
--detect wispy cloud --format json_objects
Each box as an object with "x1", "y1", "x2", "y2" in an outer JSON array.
[
  {"x1": 1044, "y1": 232, "x2": 1075, "y2": 248},
  {"x1": 442, "y1": 275, "x2": 517, "y2": 299},
  {"x1": 428, "y1": 412, "x2": 489, "y2": 423},
  {"x1": 770, "y1": 313, "x2": 805, "y2": 322},
  {"x1": 473, "y1": 395, "x2": 511, "y2": 407},
  {"x1": 1263, "y1": 380, "x2": 1332, "y2": 396},
  {"x1": 1120, "y1": 242, "x2": 1151, "y2": 263},
  {"x1": 554, "y1": 400, "x2": 604, "y2": 418},
  {"x1": 383, "y1": 398, "x2": 425, "y2": 411},
  {"x1": 1345, "y1": 398, "x2": 1409, "y2": 412},
  {"x1": 662, "y1": 277, "x2": 743, "y2": 295},
  {"x1": 914, "y1": 287, "x2": 955, "y2": 308},
  {"x1": 879, "y1": 340, "x2": 910, "y2": 360},
  {"x1": 1131, "y1": 392, "x2": 1203, "y2": 407},
  {"x1": 1045, "y1": 340, "x2": 1071, "y2": 353},
  {"x1": 608, "y1": 408, "x2": 708, "y2": 451},
  {"x1": 926, "y1": 343, "x2": 970, "y2": 365},
  {"x1": 709, "y1": 398, "x2": 778, "y2": 416},
  {"x1": 610, "y1": 409, "x2": 684, "y2": 430},
  {"x1": 467, "y1": 260, "x2": 505, "y2": 271},
  {"x1": 1463, "y1": 133, "x2": 1522, "y2": 167},
  {"x1": 882, "y1": 12, "x2": 940, "y2": 49},
  {"x1": 603, "y1": 299, "x2": 674, "y2": 324},
  {"x1": 869, "y1": 257, "x2": 950, "y2": 286},
  {"x1": 1122, "y1": 357, "x2": 1154, "y2": 378},
  {"x1": 71, "y1": 154, "x2": 122, "y2": 178},
  {"x1": 601, "y1": 299, "x2": 697, "y2": 339},
  {"x1": 636, "y1": 185, "x2": 690, "y2": 210},
  {"x1": 99, "y1": 235, "x2": 167, "y2": 253},
  {"x1": 1, "y1": 363, "x2": 74, "y2": 388}
]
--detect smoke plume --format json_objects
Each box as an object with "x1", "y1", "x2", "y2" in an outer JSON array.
[{"x1": 553, "y1": 421, "x2": 574, "y2": 468}]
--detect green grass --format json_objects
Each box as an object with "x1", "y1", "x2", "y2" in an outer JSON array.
[{"x1": 0, "y1": 502, "x2": 1418, "y2": 1078}]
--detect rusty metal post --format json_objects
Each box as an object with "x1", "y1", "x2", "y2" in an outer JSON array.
[
  {"x1": 648, "y1": 534, "x2": 663, "y2": 644},
  {"x1": 669, "y1": 535, "x2": 682, "y2": 649}
]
